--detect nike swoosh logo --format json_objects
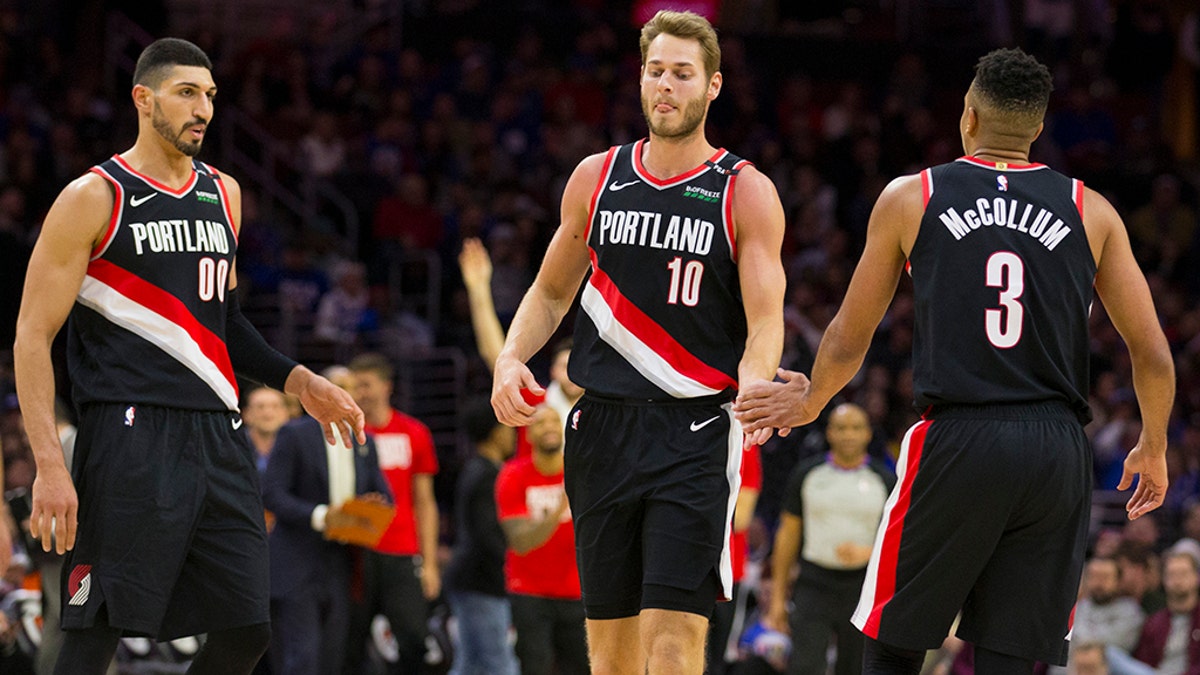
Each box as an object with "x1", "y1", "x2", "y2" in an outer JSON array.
[
  {"x1": 130, "y1": 193, "x2": 156, "y2": 207},
  {"x1": 690, "y1": 416, "x2": 720, "y2": 432},
  {"x1": 231, "y1": 418, "x2": 243, "y2": 430},
  {"x1": 609, "y1": 180, "x2": 639, "y2": 192}
]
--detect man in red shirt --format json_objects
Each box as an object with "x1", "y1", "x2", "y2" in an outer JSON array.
[
  {"x1": 344, "y1": 353, "x2": 440, "y2": 675},
  {"x1": 496, "y1": 405, "x2": 589, "y2": 675}
]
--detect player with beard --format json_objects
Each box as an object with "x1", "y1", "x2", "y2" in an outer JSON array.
[
  {"x1": 491, "y1": 10, "x2": 785, "y2": 675},
  {"x1": 14, "y1": 37, "x2": 364, "y2": 675}
]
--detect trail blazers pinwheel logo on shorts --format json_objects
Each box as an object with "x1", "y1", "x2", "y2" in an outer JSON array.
[{"x1": 68, "y1": 564, "x2": 93, "y2": 606}]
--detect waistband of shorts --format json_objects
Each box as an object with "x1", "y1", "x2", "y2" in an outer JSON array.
[
  {"x1": 80, "y1": 402, "x2": 237, "y2": 417},
  {"x1": 581, "y1": 390, "x2": 735, "y2": 407},
  {"x1": 924, "y1": 400, "x2": 1080, "y2": 422}
]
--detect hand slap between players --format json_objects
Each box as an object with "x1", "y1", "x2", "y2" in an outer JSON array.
[{"x1": 734, "y1": 368, "x2": 816, "y2": 437}]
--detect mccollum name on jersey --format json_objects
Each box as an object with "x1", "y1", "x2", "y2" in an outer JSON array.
[
  {"x1": 128, "y1": 219, "x2": 233, "y2": 256},
  {"x1": 595, "y1": 208, "x2": 716, "y2": 256},
  {"x1": 937, "y1": 197, "x2": 1072, "y2": 251}
]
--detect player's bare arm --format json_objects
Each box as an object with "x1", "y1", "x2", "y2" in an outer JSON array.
[
  {"x1": 14, "y1": 172, "x2": 113, "y2": 553},
  {"x1": 414, "y1": 474, "x2": 441, "y2": 599},
  {"x1": 735, "y1": 174, "x2": 919, "y2": 433},
  {"x1": 1085, "y1": 188, "x2": 1174, "y2": 520},
  {"x1": 731, "y1": 166, "x2": 786, "y2": 446},
  {"x1": 492, "y1": 152, "x2": 604, "y2": 426},
  {"x1": 222, "y1": 171, "x2": 365, "y2": 446}
]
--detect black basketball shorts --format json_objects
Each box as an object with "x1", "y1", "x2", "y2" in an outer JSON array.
[
  {"x1": 63, "y1": 403, "x2": 270, "y2": 639},
  {"x1": 562, "y1": 392, "x2": 742, "y2": 620},
  {"x1": 851, "y1": 402, "x2": 1091, "y2": 666}
]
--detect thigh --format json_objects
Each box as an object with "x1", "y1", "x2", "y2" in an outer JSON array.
[
  {"x1": 162, "y1": 412, "x2": 270, "y2": 639},
  {"x1": 957, "y1": 420, "x2": 1091, "y2": 666},
  {"x1": 564, "y1": 398, "x2": 645, "y2": 620},
  {"x1": 65, "y1": 404, "x2": 208, "y2": 637},
  {"x1": 585, "y1": 616, "x2": 641, "y2": 675},
  {"x1": 852, "y1": 419, "x2": 1012, "y2": 652},
  {"x1": 640, "y1": 403, "x2": 738, "y2": 605}
]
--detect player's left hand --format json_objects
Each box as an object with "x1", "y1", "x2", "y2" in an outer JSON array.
[
  {"x1": 420, "y1": 561, "x2": 441, "y2": 600},
  {"x1": 734, "y1": 368, "x2": 817, "y2": 436},
  {"x1": 1119, "y1": 440, "x2": 1168, "y2": 520},
  {"x1": 290, "y1": 366, "x2": 367, "y2": 447}
]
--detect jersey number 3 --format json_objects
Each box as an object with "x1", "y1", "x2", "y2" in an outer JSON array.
[{"x1": 985, "y1": 251, "x2": 1024, "y2": 349}]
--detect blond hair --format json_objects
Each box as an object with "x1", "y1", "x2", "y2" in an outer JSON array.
[{"x1": 639, "y1": 10, "x2": 720, "y2": 79}]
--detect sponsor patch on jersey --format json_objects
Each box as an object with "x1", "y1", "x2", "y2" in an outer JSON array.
[
  {"x1": 196, "y1": 190, "x2": 220, "y2": 204},
  {"x1": 683, "y1": 185, "x2": 721, "y2": 203}
]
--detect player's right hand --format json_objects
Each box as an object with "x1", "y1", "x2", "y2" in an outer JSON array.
[
  {"x1": 1120, "y1": 440, "x2": 1168, "y2": 521},
  {"x1": 492, "y1": 354, "x2": 543, "y2": 427},
  {"x1": 29, "y1": 463, "x2": 77, "y2": 554},
  {"x1": 763, "y1": 600, "x2": 788, "y2": 634}
]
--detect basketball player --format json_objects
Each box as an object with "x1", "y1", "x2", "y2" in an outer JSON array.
[
  {"x1": 13, "y1": 38, "x2": 365, "y2": 675},
  {"x1": 491, "y1": 11, "x2": 785, "y2": 674},
  {"x1": 734, "y1": 48, "x2": 1174, "y2": 674}
]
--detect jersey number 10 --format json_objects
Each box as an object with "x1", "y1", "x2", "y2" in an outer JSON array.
[
  {"x1": 666, "y1": 257, "x2": 704, "y2": 307},
  {"x1": 985, "y1": 251, "x2": 1024, "y2": 349}
]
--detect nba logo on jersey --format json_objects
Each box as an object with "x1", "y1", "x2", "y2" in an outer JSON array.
[
  {"x1": 571, "y1": 409, "x2": 581, "y2": 430},
  {"x1": 124, "y1": 406, "x2": 136, "y2": 427},
  {"x1": 997, "y1": 175, "x2": 1009, "y2": 192}
]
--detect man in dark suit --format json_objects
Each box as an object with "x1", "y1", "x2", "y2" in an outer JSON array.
[{"x1": 261, "y1": 366, "x2": 391, "y2": 675}]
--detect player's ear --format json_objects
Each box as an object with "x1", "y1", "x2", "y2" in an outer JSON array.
[
  {"x1": 132, "y1": 84, "x2": 153, "y2": 115},
  {"x1": 1031, "y1": 121, "x2": 1044, "y2": 143},
  {"x1": 707, "y1": 71, "x2": 722, "y2": 101}
]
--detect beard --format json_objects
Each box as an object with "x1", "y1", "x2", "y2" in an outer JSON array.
[
  {"x1": 152, "y1": 102, "x2": 204, "y2": 157},
  {"x1": 642, "y1": 91, "x2": 707, "y2": 140}
]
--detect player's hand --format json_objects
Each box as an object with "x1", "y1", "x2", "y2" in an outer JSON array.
[
  {"x1": 1119, "y1": 440, "x2": 1168, "y2": 520},
  {"x1": 29, "y1": 463, "x2": 77, "y2": 554},
  {"x1": 763, "y1": 598, "x2": 789, "y2": 634},
  {"x1": 492, "y1": 353, "x2": 543, "y2": 427},
  {"x1": 458, "y1": 238, "x2": 492, "y2": 291},
  {"x1": 291, "y1": 367, "x2": 366, "y2": 447},
  {"x1": 421, "y1": 561, "x2": 441, "y2": 600},
  {"x1": 734, "y1": 368, "x2": 817, "y2": 435}
]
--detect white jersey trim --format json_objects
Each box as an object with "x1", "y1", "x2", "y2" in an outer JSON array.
[
  {"x1": 718, "y1": 402, "x2": 743, "y2": 601},
  {"x1": 77, "y1": 275, "x2": 239, "y2": 411},
  {"x1": 580, "y1": 283, "x2": 723, "y2": 398}
]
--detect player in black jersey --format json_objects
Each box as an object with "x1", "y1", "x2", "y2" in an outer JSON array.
[
  {"x1": 13, "y1": 38, "x2": 365, "y2": 675},
  {"x1": 492, "y1": 10, "x2": 785, "y2": 675},
  {"x1": 736, "y1": 48, "x2": 1175, "y2": 674}
]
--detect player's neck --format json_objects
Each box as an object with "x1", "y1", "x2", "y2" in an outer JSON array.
[
  {"x1": 642, "y1": 132, "x2": 715, "y2": 179},
  {"x1": 121, "y1": 141, "x2": 195, "y2": 188},
  {"x1": 532, "y1": 449, "x2": 564, "y2": 475},
  {"x1": 968, "y1": 146, "x2": 1031, "y2": 165}
]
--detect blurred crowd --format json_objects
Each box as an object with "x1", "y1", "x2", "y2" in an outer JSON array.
[{"x1": 2, "y1": 0, "x2": 1200, "y2": 673}]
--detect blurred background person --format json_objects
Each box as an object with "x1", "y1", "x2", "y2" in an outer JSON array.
[
  {"x1": 767, "y1": 403, "x2": 895, "y2": 674},
  {"x1": 444, "y1": 397, "x2": 517, "y2": 675},
  {"x1": 496, "y1": 404, "x2": 588, "y2": 675}
]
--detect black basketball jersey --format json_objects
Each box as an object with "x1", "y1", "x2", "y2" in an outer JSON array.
[
  {"x1": 569, "y1": 139, "x2": 748, "y2": 399},
  {"x1": 68, "y1": 155, "x2": 240, "y2": 412},
  {"x1": 910, "y1": 157, "x2": 1095, "y2": 420}
]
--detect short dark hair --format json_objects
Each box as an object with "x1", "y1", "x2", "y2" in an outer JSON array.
[
  {"x1": 348, "y1": 352, "x2": 394, "y2": 382},
  {"x1": 971, "y1": 48, "x2": 1052, "y2": 123},
  {"x1": 461, "y1": 396, "x2": 500, "y2": 444},
  {"x1": 133, "y1": 38, "x2": 213, "y2": 89}
]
